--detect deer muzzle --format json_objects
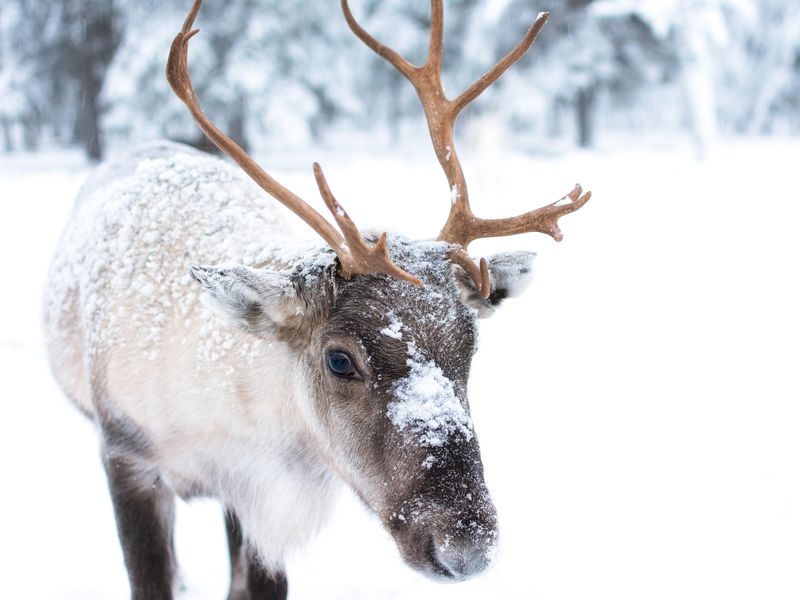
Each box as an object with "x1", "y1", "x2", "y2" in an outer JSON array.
[{"x1": 387, "y1": 488, "x2": 498, "y2": 581}]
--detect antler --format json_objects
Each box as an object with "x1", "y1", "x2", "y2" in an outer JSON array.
[
  {"x1": 342, "y1": 0, "x2": 591, "y2": 298},
  {"x1": 167, "y1": 0, "x2": 421, "y2": 286}
]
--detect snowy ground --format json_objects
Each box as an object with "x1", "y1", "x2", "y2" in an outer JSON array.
[{"x1": 1, "y1": 137, "x2": 799, "y2": 599}]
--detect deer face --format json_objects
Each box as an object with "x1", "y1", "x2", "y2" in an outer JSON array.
[{"x1": 191, "y1": 238, "x2": 535, "y2": 580}]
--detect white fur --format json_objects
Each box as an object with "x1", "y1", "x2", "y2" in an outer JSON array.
[{"x1": 43, "y1": 141, "x2": 339, "y2": 568}]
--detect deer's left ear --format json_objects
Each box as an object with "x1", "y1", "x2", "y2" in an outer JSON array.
[
  {"x1": 188, "y1": 264, "x2": 307, "y2": 335},
  {"x1": 455, "y1": 251, "x2": 535, "y2": 316}
]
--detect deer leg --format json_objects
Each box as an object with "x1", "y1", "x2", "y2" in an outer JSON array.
[
  {"x1": 102, "y1": 439, "x2": 177, "y2": 600},
  {"x1": 225, "y1": 508, "x2": 288, "y2": 600}
]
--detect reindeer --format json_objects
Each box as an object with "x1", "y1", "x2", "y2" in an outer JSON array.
[{"x1": 42, "y1": 1, "x2": 590, "y2": 598}]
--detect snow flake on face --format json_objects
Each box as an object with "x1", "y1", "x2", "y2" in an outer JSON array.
[
  {"x1": 386, "y1": 343, "x2": 473, "y2": 447},
  {"x1": 379, "y1": 312, "x2": 403, "y2": 340}
]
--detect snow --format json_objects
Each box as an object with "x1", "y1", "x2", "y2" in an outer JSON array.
[
  {"x1": 380, "y1": 313, "x2": 404, "y2": 339},
  {"x1": 387, "y1": 343, "x2": 474, "y2": 447},
  {"x1": 43, "y1": 143, "x2": 338, "y2": 373},
  {"x1": 554, "y1": 194, "x2": 573, "y2": 206},
  {"x1": 2, "y1": 138, "x2": 800, "y2": 599}
]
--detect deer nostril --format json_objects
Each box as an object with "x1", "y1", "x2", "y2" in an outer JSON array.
[{"x1": 429, "y1": 533, "x2": 493, "y2": 580}]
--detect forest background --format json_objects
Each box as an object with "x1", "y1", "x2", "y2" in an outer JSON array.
[{"x1": 2, "y1": 0, "x2": 798, "y2": 159}]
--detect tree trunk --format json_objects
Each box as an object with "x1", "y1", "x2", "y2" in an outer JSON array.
[
  {"x1": 77, "y1": 75, "x2": 103, "y2": 161},
  {"x1": 22, "y1": 113, "x2": 40, "y2": 151},
  {"x1": 576, "y1": 86, "x2": 595, "y2": 148},
  {"x1": 1, "y1": 116, "x2": 13, "y2": 152},
  {"x1": 64, "y1": 1, "x2": 121, "y2": 161}
]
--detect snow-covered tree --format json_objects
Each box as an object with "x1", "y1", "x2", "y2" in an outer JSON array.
[
  {"x1": 0, "y1": 3, "x2": 27, "y2": 151},
  {"x1": 1, "y1": 0, "x2": 799, "y2": 157},
  {"x1": 1, "y1": 0, "x2": 121, "y2": 157},
  {"x1": 721, "y1": 0, "x2": 800, "y2": 133},
  {"x1": 491, "y1": 0, "x2": 677, "y2": 148}
]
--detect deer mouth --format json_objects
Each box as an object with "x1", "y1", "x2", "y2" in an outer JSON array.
[{"x1": 388, "y1": 507, "x2": 498, "y2": 582}]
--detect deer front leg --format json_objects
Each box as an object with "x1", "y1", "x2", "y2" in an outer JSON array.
[
  {"x1": 225, "y1": 508, "x2": 288, "y2": 600},
  {"x1": 102, "y1": 448, "x2": 177, "y2": 600}
]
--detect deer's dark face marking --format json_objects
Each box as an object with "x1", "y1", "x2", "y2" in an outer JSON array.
[{"x1": 302, "y1": 241, "x2": 497, "y2": 580}]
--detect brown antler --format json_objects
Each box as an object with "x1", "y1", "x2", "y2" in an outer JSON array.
[
  {"x1": 167, "y1": 0, "x2": 421, "y2": 286},
  {"x1": 342, "y1": 0, "x2": 591, "y2": 298}
]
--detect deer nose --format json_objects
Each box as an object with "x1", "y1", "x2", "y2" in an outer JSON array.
[{"x1": 431, "y1": 531, "x2": 496, "y2": 580}]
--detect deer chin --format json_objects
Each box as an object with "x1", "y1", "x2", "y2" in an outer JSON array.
[{"x1": 383, "y1": 496, "x2": 499, "y2": 582}]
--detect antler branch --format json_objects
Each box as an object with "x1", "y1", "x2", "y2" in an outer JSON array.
[
  {"x1": 342, "y1": 0, "x2": 591, "y2": 298},
  {"x1": 342, "y1": 0, "x2": 472, "y2": 210},
  {"x1": 444, "y1": 185, "x2": 593, "y2": 247},
  {"x1": 451, "y1": 13, "x2": 548, "y2": 114},
  {"x1": 167, "y1": 0, "x2": 420, "y2": 286},
  {"x1": 313, "y1": 164, "x2": 422, "y2": 284}
]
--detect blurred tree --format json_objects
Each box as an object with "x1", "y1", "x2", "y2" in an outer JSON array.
[
  {"x1": 1, "y1": 0, "x2": 121, "y2": 158},
  {"x1": 1, "y1": 0, "x2": 798, "y2": 156},
  {"x1": 494, "y1": 0, "x2": 676, "y2": 148},
  {"x1": 729, "y1": 0, "x2": 800, "y2": 133},
  {"x1": 105, "y1": 0, "x2": 356, "y2": 150},
  {"x1": 60, "y1": 0, "x2": 122, "y2": 159},
  {"x1": 592, "y1": 0, "x2": 750, "y2": 155},
  {"x1": 0, "y1": 3, "x2": 25, "y2": 151}
]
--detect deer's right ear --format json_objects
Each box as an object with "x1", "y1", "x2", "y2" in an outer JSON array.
[
  {"x1": 455, "y1": 251, "x2": 536, "y2": 317},
  {"x1": 188, "y1": 264, "x2": 306, "y2": 335}
]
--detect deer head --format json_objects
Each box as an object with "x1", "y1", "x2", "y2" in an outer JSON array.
[{"x1": 168, "y1": 0, "x2": 590, "y2": 580}]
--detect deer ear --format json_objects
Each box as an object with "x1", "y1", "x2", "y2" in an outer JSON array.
[
  {"x1": 455, "y1": 251, "x2": 535, "y2": 316},
  {"x1": 188, "y1": 264, "x2": 305, "y2": 334}
]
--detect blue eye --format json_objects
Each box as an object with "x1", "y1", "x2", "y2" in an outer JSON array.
[{"x1": 327, "y1": 350, "x2": 356, "y2": 378}]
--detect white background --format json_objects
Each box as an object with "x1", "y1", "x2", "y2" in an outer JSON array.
[{"x1": 1, "y1": 137, "x2": 798, "y2": 598}]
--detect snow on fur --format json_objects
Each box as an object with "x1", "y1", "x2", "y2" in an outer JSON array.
[
  {"x1": 387, "y1": 343, "x2": 473, "y2": 447},
  {"x1": 380, "y1": 313, "x2": 404, "y2": 339},
  {"x1": 43, "y1": 141, "x2": 334, "y2": 369}
]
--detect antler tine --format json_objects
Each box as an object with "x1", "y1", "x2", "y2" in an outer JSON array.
[
  {"x1": 451, "y1": 12, "x2": 549, "y2": 114},
  {"x1": 426, "y1": 0, "x2": 444, "y2": 74},
  {"x1": 168, "y1": 0, "x2": 420, "y2": 287},
  {"x1": 473, "y1": 185, "x2": 592, "y2": 243},
  {"x1": 340, "y1": 0, "x2": 416, "y2": 78},
  {"x1": 450, "y1": 250, "x2": 491, "y2": 299},
  {"x1": 313, "y1": 164, "x2": 422, "y2": 286},
  {"x1": 444, "y1": 185, "x2": 593, "y2": 248}
]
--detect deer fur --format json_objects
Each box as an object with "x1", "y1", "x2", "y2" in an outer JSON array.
[{"x1": 43, "y1": 140, "x2": 535, "y2": 599}]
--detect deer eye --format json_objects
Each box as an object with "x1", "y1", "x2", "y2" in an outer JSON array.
[{"x1": 327, "y1": 350, "x2": 356, "y2": 378}]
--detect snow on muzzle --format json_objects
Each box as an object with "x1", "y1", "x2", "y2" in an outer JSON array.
[
  {"x1": 385, "y1": 485, "x2": 498, "y2": 581},
  {"x1": 382, "y1": 346, "x2": 497, "y2": 579}
]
